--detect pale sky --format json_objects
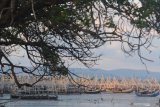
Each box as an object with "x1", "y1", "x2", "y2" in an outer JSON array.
[
  {"x1": 69, "y1": 39, "x2": 160, "y2": 72},
  {"x1": 9, "y1": 38, "x2": 160, "y2": 72}
]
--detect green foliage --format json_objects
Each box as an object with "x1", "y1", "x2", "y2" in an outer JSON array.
[
  {"x1": 131, "y1": 19, "x2": 149, "y2": 28},
  {"x1": 0, "y1": 0, "x2": 160, "y2": 87}
]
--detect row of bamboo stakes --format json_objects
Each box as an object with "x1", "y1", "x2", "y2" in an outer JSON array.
[{"x1": 0, "y1": 74, "x2": 159, "y2": 93}]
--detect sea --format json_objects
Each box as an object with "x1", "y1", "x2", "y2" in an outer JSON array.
[{"x1": 1, "y1": 93, "x2": 160, "y2": 107}]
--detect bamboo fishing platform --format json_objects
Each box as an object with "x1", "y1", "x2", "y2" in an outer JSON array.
[{"x1": 0, "y1": 74, "x2": 160, "y2": 95}]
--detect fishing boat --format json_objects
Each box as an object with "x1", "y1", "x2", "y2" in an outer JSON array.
[
  {"x1": 11, "y1": 93, "x2": 58, "y2": 100},
  {"x1": 11, "y1": 86, "x2": 58, "y2": 100},
  {"x1": 112, "y1": 88, "x2": 133, "y2": 93},
  {"x1": 84, "y1": 89, "x2": 101, "y2": 94},
  {"x1": 135, "y1": 90, "x2": 159, "y2": 97}
]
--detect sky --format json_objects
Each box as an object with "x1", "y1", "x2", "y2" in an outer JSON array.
[
  {"x1": 69, "y1": 39, "x2": 160, "y2": 72},
  {"x1": 9, "y1": 35, "x2": 160, "y2": 72}
]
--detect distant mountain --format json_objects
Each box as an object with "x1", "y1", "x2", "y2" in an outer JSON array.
[
  {"x1": 6, "y1": 67, "x2": 160, "y2": 79},
  {"x1": 69, "y1": 68, "x2": 160, "y2": 79}
]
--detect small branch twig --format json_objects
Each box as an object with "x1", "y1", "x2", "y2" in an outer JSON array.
[{"x1": 31, "y1": 0, "x2": 36, "y2": 20}]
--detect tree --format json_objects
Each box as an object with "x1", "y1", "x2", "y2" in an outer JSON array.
[{"x1": 0, "y1": 0, "x2": 160, "y2": 88}]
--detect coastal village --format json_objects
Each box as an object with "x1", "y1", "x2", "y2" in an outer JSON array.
[
  {"x1": 0, "y1": 74, "x2": 159, "y2": 95},
  {"x1": 0, "y1": 73, "x2": 159, "y2": 107}
]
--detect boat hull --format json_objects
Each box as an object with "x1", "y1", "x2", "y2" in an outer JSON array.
[
  {"x1": 84, "y1": 90, "x2": 101, "y2": 94},
  {"x1": 135, "y1": 91, "x2": 159, "y2": 97},
  {"x1": 11, "y1": 94, "x2": 58, "y2": 100},
  {"x1": 112, "y1": 88, "x2": 133, "y2": 93}
]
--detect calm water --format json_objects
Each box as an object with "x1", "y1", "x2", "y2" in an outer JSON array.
[{"x1": 1, "y1": 93, "x2": 160, "y2": 107}]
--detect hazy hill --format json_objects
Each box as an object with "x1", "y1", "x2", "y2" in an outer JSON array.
[
  {"x1": 70, "y1": 68, "x2": 160, "y2": 79},
  {"x1": 8, "y1": 67, "x2": 160, "y2": 79}
]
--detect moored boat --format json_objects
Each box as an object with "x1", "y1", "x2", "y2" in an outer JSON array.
[
  {"x1": 135, "y1": 90, "x2": 159, "y2": 97},
  {"x1": 84, "y1": 89, "x2": 101, "y2": 94},
  {"x1": 11, "y1": 93, "x2": 58, "y2": 100},
  {"x1": 112, "y1": 88, "x2": 133, "y2": 93},
  {"x1": 10, "y1": 85, "x2": 58, "y2": 100}
]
